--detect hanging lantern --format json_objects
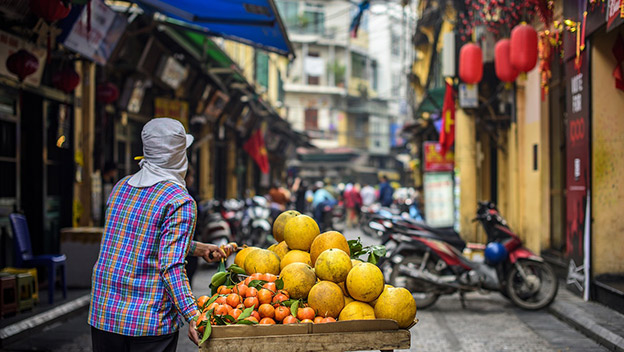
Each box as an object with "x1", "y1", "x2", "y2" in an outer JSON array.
[
  {"x1": 6, "y1": 49, "x2": 39, "y2": 82},
  {"x1": 495, "y1": 39, "x2": 519, "y2": 82},
  {"x1": 30, "y1": 0, "x2": 71, "y2": 22},
  {"x1": 510, "y1": 23, "x2": 538, "y2": 73},
  {"x1": 96, "y1": 82, "x2": 120, "y2": 104},
  {"x1": 459, "y1": 43, "x2": 483, "y2": 84},
  {"x1": 52, "y1": 67, "x2": 80, "y2": 93}
]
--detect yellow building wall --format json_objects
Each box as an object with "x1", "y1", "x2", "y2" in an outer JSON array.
[{"x1": 591, "y1": 28, "x2": 624, "y2": 275}]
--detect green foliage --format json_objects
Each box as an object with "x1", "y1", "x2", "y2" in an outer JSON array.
[{"x1": 348, "y1": 237, "x2": 387, "y2": 265}]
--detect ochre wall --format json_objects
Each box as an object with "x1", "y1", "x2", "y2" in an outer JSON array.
[{"x1": 591, "y1": 28, "x2": 624, "y2": 275}]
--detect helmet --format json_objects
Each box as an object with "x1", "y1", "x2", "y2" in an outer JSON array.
[{"x1": 484, "y1": 242, "x2": 508, "y2": 265}]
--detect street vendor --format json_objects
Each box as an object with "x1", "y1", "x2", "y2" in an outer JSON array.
[{"x1": 88, "y1": 117, "x2": 226, "y2": 350}]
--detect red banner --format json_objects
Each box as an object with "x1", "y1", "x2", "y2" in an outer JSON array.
[
  {"x1": 424, "y1": 141, "x2": 454, "y2": 172},
  {"x1": 243, "y1": 129, "x2": 270, "y2": 174}
]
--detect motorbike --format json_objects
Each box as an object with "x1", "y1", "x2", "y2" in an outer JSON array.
[
  {"x1": 382, "y1": 201, "x2": 558, "y2": 310},
  {"x1": 197, "y1": 200, "x2": 232, "y2": 248},
  {"x1": 221, "y1": 198, "x2": 245, "y2": 242},
  {"x1": 240, "y1": 196, "x2": 273, "y2": 247}
]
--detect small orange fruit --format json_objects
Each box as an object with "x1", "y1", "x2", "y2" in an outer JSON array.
[
  {"x1": 283, "y1": 315, "x2": 298, "y2": 324},
  {"x1": 258, "y1": 289, "x2": 273, "y2": 305},
  {"x1": 250, "y1": 273, "x2": 263, "y2": 281},
  {"x1": 297, "y1": 307, "x2": 315, "y2": 321},
  {"x1": 245, "y1": 316, "x2": 258, "y2": 323},
  {"x1": 226, "y1": 293, "x2": 241, "y2": 307},
  {"x1": 258, "y1": 303, "x2": 275, "y2": 319},
  {"x1": 300, "y1": 318, "x2": 313, "y2": 323},
  {"x1": 196, "y1": 295, "x2": 210, "y2": 310},
  {"x1": 230, "y1": 308, "x2": 242, "y2": 320},
  {"x1": 217, "y1": 286, "x2": 231, "y2": 294},
  {"x1": 244, "y1": 296, "x2": 259, "y2": 309},
  {"x1": 272, "y1": 293, "x2": 289, "y2": 306},
  {"x1": 313, "y1": 316, "x2": 324, "y2": 323},
  {"x1": 259, "y1": 317, "x2": 276, "y2": 325},
  {"x1": 196, "y1": 312, "x2": 207, "y2": 333},
  {"x1": 214, "y1": 305, "x2": 229, "y2": 316},
  {"x1": 233, "y1": 283, "x2": 248, "y2": 297},
  {"x1": 215, "y1": 296, "x2": 227, "y2": 305},
  {"x1": 246, "y1": 287, "x2": 258, "y2": 297},
  {"x1": 205, "y1": 302, "x2": 218, "y2": 312},
  {"x1": 265, "y1": 273, "x2": 278, "y2": 282},
  {"x1": 274, "y1": 306, "x2": 290, "y2": 322},
  {"x1": 236, "y1": 303, "x2": 245, "y2": 310},
  {"x1": 251, "y1": 310, "x2": 261, "y2": 321},
  {"x1": 263, "y1": 282, "x2": 277, "y2": 292},
  {"x1": 322, "y1": 317, "x2": 336, "y2": 323}
]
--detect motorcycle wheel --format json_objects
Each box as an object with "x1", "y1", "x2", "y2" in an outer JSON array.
[
  {"x1": 389, "y1": 255, "x2": 440, "y2": 309},
  {"x1": 506, "y1": 260, "x2": 558, "y2": 310}
]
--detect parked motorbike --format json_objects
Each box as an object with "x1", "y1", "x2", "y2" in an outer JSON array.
[
  {"x1": 240, "y1": 196, "x2": 273, "y2": 247},
  {"x1": 221, "y1": 198, "x2": 245, "y2": 242},
  {"x1": 382, "y1": 201, "x2": 558, "y2": 310},
  {"x1": 197, "y1": 200, "x2": 232, "y2": 248}
]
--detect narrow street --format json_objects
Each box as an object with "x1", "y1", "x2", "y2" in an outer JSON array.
[{"x1": 3, "y1": 228, "x2": 607, "y2": 352}]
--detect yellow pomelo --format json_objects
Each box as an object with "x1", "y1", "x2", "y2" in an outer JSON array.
[
  {"x1": 244, "y1": 248, "x2": 281, "y2": 275},
  {"x1": 370, "y1": 284, "x2": 393, "y2": 308},
  {"x1": 346, "y1": 262, "x2": 384, "y2": 302},
  {"x1": 374, "y1": 287, "x2": 417, "y2": 328},
  {"x1": 270, "y1": 241, "x2": 290, "y2": 260},
  {"x1": 314, "y1": 249, "x2": 352, "y2": 283},
  {"x1": 283, "y1": 215, "x2": 320, "y2": 251},
  {"x1": 267, "y1": 243, "x2": 277, "y2": 251},
  {"x1": 273, "y1": 210, "x2": 301, "y2": 242},
  {"x1": 307, "y1": 281, "x2": 345, "y2": 318},
  {"x1": 279, "y1": 262, "x2": 317, "y2": 299},
  {"x1": 235, "y1": 246, "x2": 259, "y2": 270},
  {"x1": 280, "y1": 250, "x2": 311, "y2": 271},
  {"x1": 309, "y1": 231, "x2": 350, "y2": 266},
  {"x1": 351, "y1": 259, "x2": 363, "y2": 267},
  {"x1": 344, "y1": 296, "x2": 354, "y2": 305},
  {"x1": 338, "y1": 282, "x2": 349, "y2": 296},
  {"x1": 338, "y1": 301, "x2": 375, "y2": 321}
]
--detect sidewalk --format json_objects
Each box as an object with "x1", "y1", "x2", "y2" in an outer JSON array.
[{"x1": 548, "y1": 287, "x2": 624, "y2": 352}]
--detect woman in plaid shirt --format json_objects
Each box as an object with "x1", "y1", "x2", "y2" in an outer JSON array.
[{"x1": 89, "y1": 118, "x2": 225, "y2": 350}]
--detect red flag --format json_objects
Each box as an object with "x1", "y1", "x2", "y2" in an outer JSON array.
[
  {"x1": 243, "y1": 129, "x2": 270, "y2": 174},
  {"x1": 439, "y1": 81, "x2": 455, "y2": 155}
]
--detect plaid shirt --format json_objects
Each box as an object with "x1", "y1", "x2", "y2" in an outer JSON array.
[{"x1": 88, "y1": 176, "x2": 198, "y2": 336}]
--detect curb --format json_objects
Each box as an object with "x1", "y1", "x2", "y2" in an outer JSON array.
[
  {"x1": 0, "y1": 294, "x2": 90, "y2": 347},
  {"x1": 548, "y1": 300, "x2": 624, "y2": 352}
]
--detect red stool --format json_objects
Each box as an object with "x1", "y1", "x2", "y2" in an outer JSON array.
[{"x1": 0, "y1": 273, "x2": 18, "y2": 318}]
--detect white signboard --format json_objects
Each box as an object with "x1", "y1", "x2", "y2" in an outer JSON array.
[
  {"x1": 304, "y1": 56, "x2": 325, "y2": 77},
  {"x1": 424, "y1": 172, "x2": 455, "y2": 228},
  {"x1": 459, "y1": 83, "x2": 478, "y2": 108}
]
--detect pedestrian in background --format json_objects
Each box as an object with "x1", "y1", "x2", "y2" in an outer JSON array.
[
  {"x1": 378, "y1": 175, "x2": 394, "y2": 207},
  {"x1": 89, "y1": 118, "x2": 226, "y2": 350},
  {"x1": 344, "y1": 183, "x2": 362, "y2": 228},
  {"x1": 360, "y1": 183, "x2": 376, "y2": 206}
]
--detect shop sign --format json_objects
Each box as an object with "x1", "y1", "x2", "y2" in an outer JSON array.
[
  {"x1": 204, "y1": 90, "x2": 230, "y2": 119},
  {"x1": 0, "y1": 30, "x2": 47, "y2": 86},
  {"x1": 564, "y1": 48, "x2": 591, "y2": 299},
  {"x1": 424, "y1": 172, "x2": 455, "y2": 228},
  {"x1": 423, "y1": 141, "x2": 454, "y2": 172},
  {"x1": 458, "y1": 83, "x2": 478, "y2": 108},
  {"x1": 607, "y1": 0, "x2": 624, "y2": 32},
  {"x1": 154, "y1": 97, "x2": 189, "y2": 129},
  {"x1": 157, "y1": 56, "x2": 189, "y2": 90},
  {"x1": 59, "y1": 0, "x2": 126, "y2": 65}
]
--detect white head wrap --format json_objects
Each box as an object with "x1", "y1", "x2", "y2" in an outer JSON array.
[{"x1": 127, "y1": 118, "x2": 194, "y2": 188}]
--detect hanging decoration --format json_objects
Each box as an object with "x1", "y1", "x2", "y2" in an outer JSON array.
[
  {"x1": 5, "y1": 49, "x2": 40, "y2": 82},
  {"x1": 459, "y1": 43, "x2": 483, "y2": 84},
  {"x1": 494, "y1": 39, "x2": 518, "y2": 83},
  {"x1": 538, "y1": 32, "x2": 553, "y2": 100},
  {"x1": 30, "y1": 0, "x2": 71, "y2": 62},
  {"x1": 612, "y1": 34, "x2": 624, "y2": 92},
  {"x1": 71, "y1": 0, "x2": 92, "y2": 33},
  {"x1": 96, "y1": 82, "x2": 120, "y2": 104},
  {"x1": 510, "y1": 23, "x2": 538, "y2": 73},
  {"x1": 52, "y1": 66, "x2": 80, "y2": 93}
]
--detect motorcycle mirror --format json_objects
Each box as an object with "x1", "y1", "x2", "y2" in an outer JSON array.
[{"x1": 369, "y1": 221, "x2": 386, "y2": 232}]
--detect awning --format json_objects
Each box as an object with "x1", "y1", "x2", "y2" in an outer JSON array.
[
  {"x1": 135, "y1": 0, "x2": 295, "y2": 58},
  {"x1": 414, "y1": 86, "x2": 445, "y2": 115}
]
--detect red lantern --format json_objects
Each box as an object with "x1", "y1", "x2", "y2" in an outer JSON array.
[
  {"x1": 459, "y1": 43, "x2": 483, "y2": 84},
  {"x1": 495, "y1": 39, "x2": 519, "y2": 82},
  {"x1": 510, "y1": 23, "x2": 538, "y2": 73},
  {"x1": 6, "y1": 49, "x2": 39, "y2": 82},
  {"x1": 96, "y1": 82, "x2": 120, "y2": 104},
  {"x1": 30, "y1": 0, "x2": 71, "y2": 22},
  {"x1": 52, "y1": 67, "x2": 80, "y2": 93}
]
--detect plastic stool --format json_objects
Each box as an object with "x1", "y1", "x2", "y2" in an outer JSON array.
[
  {"x1": 15, "y1": 273, "x2": 34, "y2": 311},
  {"x1": 0, "y1": 273, "x2": 17, "y2": 318},
  {"x1": 1, "y1": 267, "x2": 38, "y2": 303}
]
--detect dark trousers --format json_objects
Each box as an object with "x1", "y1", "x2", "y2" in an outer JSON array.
[{"x1": 91, "y1": 326, "x2": 179, "y2": 352}]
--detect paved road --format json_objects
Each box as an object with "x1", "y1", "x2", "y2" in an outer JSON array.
[{"x1": 4, "y1": 226, "x2": 608, "y2": 351}]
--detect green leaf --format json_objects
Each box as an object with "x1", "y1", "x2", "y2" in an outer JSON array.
[
  {"x1": 247, "y1": 279, "x2": 267, "y2": 289},
  {"x1": 237, "y1": 307, "x2": 254, "y2": 321},
  {"x1": 275, "y1": 278, "x2": 284, "y2": 290},
  {"x1": 205, "y1": 295, "x2": 218, "y2": 308},
  {"x1": 217, "y1": 259, "x2": 226, "y2": 272},
  {"x1": 290, "y1": 300, "x2": 299, "y2": 317},
  {"x1": 199, "y1": 323, "x2": 212, "y2": 345},
  {"x1": 236, "y1": 318, "x2": 258, "y2": 324},
  {"x1": 367, "y1": 252, "x2": 378, "y2": 265},
  {"x1": 281, "y1": 299, "x2": 297, "y2": 307},
  {"x1": 213, "y1": 315, "x2": 227, "y2": 325},
  {"x1": 371, "y1": 245, "x2": 387, "y2": 257},
  {"x1": 348, "y1": 238, "x2": 363, "y2": 258},
  {"x1": 228, "y1": 264, "x2": 247, "y2": 275},
  {"x1": 223, "y1": 314, "x2": 235, "y2": 324}
]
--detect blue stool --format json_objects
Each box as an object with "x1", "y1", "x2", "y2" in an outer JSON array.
[{"x1": 9, "y1": 214, "x2": 67, "y2": 304}]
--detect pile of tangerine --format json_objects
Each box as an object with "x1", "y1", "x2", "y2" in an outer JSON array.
[{"x1": 195, "y1": 272, "x2": 336, "y2": 329}]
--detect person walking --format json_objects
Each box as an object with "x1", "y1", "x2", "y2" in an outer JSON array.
[
  {"x1": 343, "y1": 183, "x2": 362, "y2": 228},
  {"x1": 360, "y1": 183, "x2": 376, "y2": 207},
  {"x1": 89, "y1": 118, "x2": 226, "y2": 350},
  {"x1": 378, "y1": 175, "x2": 394, "y2": 207}
]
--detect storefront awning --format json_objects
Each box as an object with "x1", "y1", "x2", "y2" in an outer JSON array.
[
  {"x1": 414, "y1": 86, "x2": 445, "y2": 115},
  {"x1": 135, "y1": 0, "x2": 295, "y2": 58}
]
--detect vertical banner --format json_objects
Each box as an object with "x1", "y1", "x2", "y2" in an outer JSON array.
[{"x1": 564, "y1": 48, "x2": 591, "y2": 297}]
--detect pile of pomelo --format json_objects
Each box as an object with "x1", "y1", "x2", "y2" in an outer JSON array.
[{"x1": 196, "y1": 210, "x2": 417, "y2": 338}]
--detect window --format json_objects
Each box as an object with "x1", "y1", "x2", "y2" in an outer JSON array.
[
  {"x1": 305, "y1": 52, "x2": 322, "y2": 85},
  {"x1": 255, "y1": 51, "x2": 269, "y2": 89},
  {"x1": 303, "y1": 3, "x2": 324, "y2": 35},
  {"x1": 304, "y1": 108, "x2": 318, "y2": 130},
  {"x1": 371, "y1": 61, "x2": 378, "y2": 91},
  {"x1": 351, "y1": 53, "x2": 366, "y2": 79},
  {"x1": 275, "y1": 0, "x2": 299, "y2": 29},
  {"x1": 391, "y1": 31, "x2": 400, "y2": 57}
]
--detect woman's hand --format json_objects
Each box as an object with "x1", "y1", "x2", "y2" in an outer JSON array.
[{"x1": 193, "y1": 242, "x2": 227, "y2": 263}]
